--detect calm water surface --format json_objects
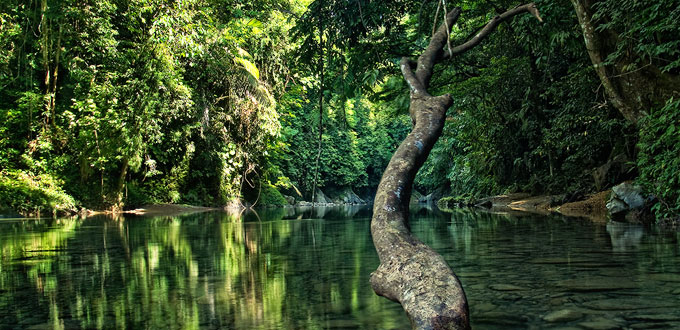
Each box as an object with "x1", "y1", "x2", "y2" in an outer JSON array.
[{"x1": 1, "y1": 206, "x2": 680, "y2": 329}]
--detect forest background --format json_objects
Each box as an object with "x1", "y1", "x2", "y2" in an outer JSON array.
[{"x1": 0, "y1": 0, "x2": 678, "y2": 221}]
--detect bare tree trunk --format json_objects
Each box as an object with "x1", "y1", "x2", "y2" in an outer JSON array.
[
  {"x1": 115, "y1": 158, "x2": 129, "y2": 210},
  {"x1": 40, "y1": 0, "x2": 51, "y2": 127},
  {"x1": 571, "y1": 0, "x2": 680, "y2": 124},
  {"x1": 48, "y1": 23, "x2": 62, "y2": 128},
  {"x1": 39, "y1": 0, "x2": 63, "y2": 130},
  {"x1": 370, "y1": 4, "x2": 542, "y2": 329},
  {"x1": 570, "y1": 0, "x2": 639, "y2": 123}
]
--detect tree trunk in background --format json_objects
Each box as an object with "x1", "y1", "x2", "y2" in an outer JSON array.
[
  {"x1": 115, "y1": 158, "x2": 129, "y2": 210},
  {"x1": 370, "y1": 4, "x2": 541, "y2": 329},
  {"x1": 39, "y1": 0, "x2": 63, "y2": 129},
  {"x1": 571, "y1": 0, "x2": 680, "y2": 124},
  {"x1": 311, "y1": 0, "x2": 324, "y2": 206}
]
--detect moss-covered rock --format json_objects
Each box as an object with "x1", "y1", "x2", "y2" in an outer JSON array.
[{"x1": 327, "y1": 187, "x2": 366, "y2": 204}]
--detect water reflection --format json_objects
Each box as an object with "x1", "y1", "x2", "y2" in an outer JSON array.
[
  {"x1": 606, "y1": 222, "x2": 644, "y2": 252},
  {"x1": 411, "y1": 212, "x2": 680, "y2": 329},
  {"x1": 0, "y1": 207, "x2": 405, "y2": 330},
  {"x1": 1, "y1": 207, "x2": 680, "y2": 329}
]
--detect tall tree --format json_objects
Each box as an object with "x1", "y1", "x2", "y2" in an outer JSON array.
[
  {"x1": 570, "y1": 0, "x2": 680, "y2": 124},
  {"x1": 370, "y1": 3, "x2": 542, "y2": 329}
]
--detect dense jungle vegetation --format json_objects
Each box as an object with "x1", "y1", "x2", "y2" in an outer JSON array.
[{"x1": 0, "y1": 0, "x2": 678, "y2": 220}]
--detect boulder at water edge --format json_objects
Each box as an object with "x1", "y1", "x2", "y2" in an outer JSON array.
[{"x1": 606, "y1": 182, "x2": 652, "y2": 222}]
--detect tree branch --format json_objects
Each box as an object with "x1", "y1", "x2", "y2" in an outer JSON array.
[
  {"x1": 444, "y1": 3, "x2": 542, "y2": 59},
  {"x1": 401, "y1": 57, "x2": 427, "y2": 96},
  {"x1": 415, "y1": 7, "x2": 462, "y2": 88},
  {"x1": 569, "y1": 0, "x2": 640, "y2": 123}
]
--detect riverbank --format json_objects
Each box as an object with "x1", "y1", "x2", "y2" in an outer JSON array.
[
  {"x1": 0, "y1": 189, "x2": 625, "y2": 222},
  {"x1": 113, "y1": 204, "x2": 221, "y2": 216},
  {"x1": 469, "y1": 191, "x2": 610, "y2": 222},
  {"x1": 103, "y1": 191, "x2": 608, "y2": 219}
]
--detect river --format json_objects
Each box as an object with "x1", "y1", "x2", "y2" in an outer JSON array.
[{"x1": 1, "y1": 205, "x2": 679, "y2": 329}]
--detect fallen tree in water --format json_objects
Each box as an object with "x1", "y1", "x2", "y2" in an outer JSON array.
[{"x1": 370, "y1": 3, "x2": 542, "y2": 329}]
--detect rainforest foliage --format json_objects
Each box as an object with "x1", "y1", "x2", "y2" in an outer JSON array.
[{"x1": 0, "y1": 0, "x2": 678, "y2": 219}]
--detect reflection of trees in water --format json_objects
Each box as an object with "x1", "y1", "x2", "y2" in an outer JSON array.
[
  {"x1": 5, "y1": 209, "x2": 676, "y2": 329},
  {"x1": 0, "y1": 210, "x2": 404, "y2": 329},
  {"x1": 266, "y1": 205, "x2": 371, "y2": 221},
  {"x1": 0, "y1": 218, "x2": 80, "y2": 329},
  {"x1": 408, "y1": 212, "x2": 680, "y2": 328},
  {"x1": 648, "y1": 227, "x2": 680, "y2": 259}
]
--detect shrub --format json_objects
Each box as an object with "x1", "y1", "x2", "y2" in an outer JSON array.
[
  {"x1": 256, "y1": 184, "x2": 288, "y2": 207},
  {"x1": 637, "y1": 98, "x2": 680, "y2": 220},
  {"x1": 0, "y1": 170, "x2": 77, "y2": 216},
  {"x1": 437, "y1": 195, "x2": 476, "y2": 211}
]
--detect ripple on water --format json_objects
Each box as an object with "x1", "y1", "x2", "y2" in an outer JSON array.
[
  {"x1": 647, "y1": 273, "x2": 680, "y2": 283},
  {"x1": 624, "y1": 313, "x2": 680, "y2": 322},
  {"x1": 582, "y1": 298, "x2": 676, "y2": 311},
  {"x1": 542, "y1": 309, "x2": 583, "y2": 323},
  {"x1": 578, "y1": 318, "x2": 621, "y2": 330},
  {"x1": 2, "y1": 208, "x2": 680, "y2": 330},
  {"x1": 556, "y1": 277, "x2": 637, "y2": 292}
]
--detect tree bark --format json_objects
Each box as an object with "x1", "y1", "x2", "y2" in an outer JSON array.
[
  {"x1": 40, "y1": 0, "x2": 51, "y2": 127},
  {"x1": 370, "y1": 4, "x2": 541, "y2": 329},
  {"x1": 39, "y1": 0, "x2": 63, "y2": 130}
]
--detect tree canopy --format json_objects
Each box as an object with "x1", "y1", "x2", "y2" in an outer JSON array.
[{"x1": 0, "y1": 0, "x2": 678, "y2": 220}]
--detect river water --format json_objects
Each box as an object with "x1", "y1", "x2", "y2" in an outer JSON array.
[{"x1": 1, "y1": 205, "x2": 679, "y2": 329}]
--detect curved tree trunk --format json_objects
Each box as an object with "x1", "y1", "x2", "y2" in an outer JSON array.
[
  {"x1": 570, "y1": 0, "x2": 637, "y2": 122},
  {"x1": 571, "y1": 0, "x2": 680, "y2": 124},
  {"x1": 370, "y1": 92, "x2": 471, "y2": 329},
  {"x1": 370, "y1": 4, "x2": 542, "y2": 329}
]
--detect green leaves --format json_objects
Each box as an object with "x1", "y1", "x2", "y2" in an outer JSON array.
[
  {"x1": 638, "y1": 98, "x2": 680, "y2": 220},
  {"x1": 234, "y1": 56, "x2": 260, "y2": 80},
  {"x1": 0, "y1": 170, "x2": 77, "y2": 216},
  {"x1": 1, "y1": 0, "x2": 676, "y2": 211},
  {"x1": 592, "y1": 0, "x2": 680, "y2": 73}
]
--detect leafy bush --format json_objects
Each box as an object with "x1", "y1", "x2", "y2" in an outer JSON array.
[
  {"x1": 256, "y1": 184, "x2": 288, "y2": 207},
  {"x1": 124, "y1": 182, "x2": 151, "y2": 209},
  {"x1": 637, "y1": 98, "x2": 680, "y2": 219},
  {"x1": 0, "y1": 170, "x2": 77, "y2": 216},
  {"x1": 592, "y1": 0, "x2": 680, "y2": 74}
]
